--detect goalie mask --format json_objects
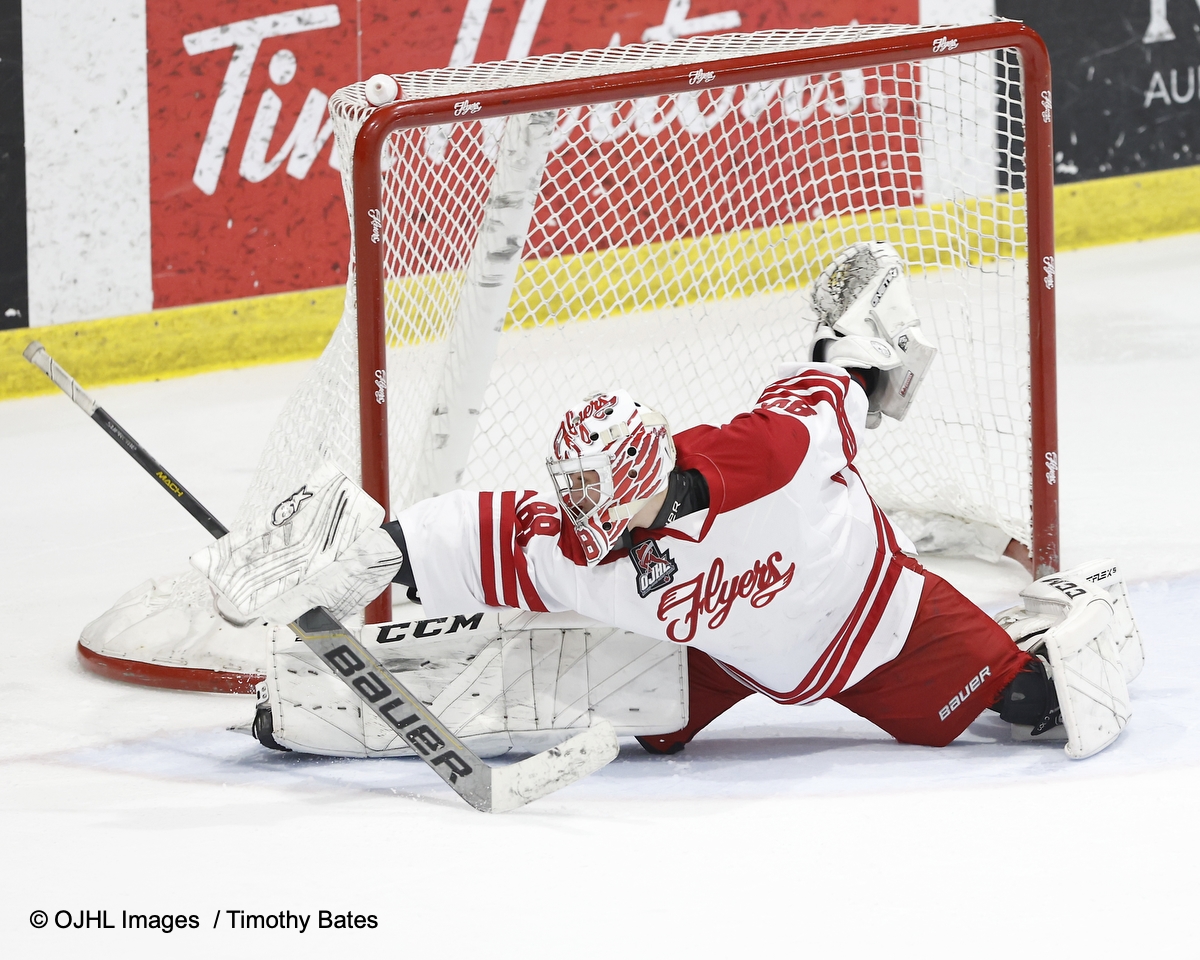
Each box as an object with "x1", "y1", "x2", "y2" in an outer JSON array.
[{"x1": 546, "y1": 391, "x2": 676, "y2": 565}]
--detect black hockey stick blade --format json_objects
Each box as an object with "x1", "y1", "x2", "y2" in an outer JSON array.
[{"x1": 25, "y1": 341, "x2": 620, "y2": 812}]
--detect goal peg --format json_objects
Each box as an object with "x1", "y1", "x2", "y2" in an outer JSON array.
[{"x1": 364, "y1": 74, "x2": 399, "y2": 106}]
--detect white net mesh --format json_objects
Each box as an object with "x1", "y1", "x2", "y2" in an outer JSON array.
[{"x1": 238, "y1": 25, "x2": 1034, "y2": 560}]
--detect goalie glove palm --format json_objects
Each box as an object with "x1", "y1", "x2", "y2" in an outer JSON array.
[
  {"x1": 191, "y1": 458, "x2": 402, "y2": 624},
  {"x1": 809, "y1": 241, "x2": 937, "y2": 422}
]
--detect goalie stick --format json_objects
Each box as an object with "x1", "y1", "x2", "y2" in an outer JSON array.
[{"x1": 23, "y1": 340, "x2": 620, "y2": 813}]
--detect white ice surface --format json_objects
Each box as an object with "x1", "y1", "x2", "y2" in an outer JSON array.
[{"x1": 3, "y1": 234, "x2": 1200, "y2": 956}]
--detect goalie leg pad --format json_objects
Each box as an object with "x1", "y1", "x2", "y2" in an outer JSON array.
[
  {"x1": 1058, "y1": 558, "x2": 1144, "y2": 683},
  {"x1": 996, "y1": 558, "x2": 1145, "y2": 685},
  {"x1": 1013, "y1": 572, "x2": 1132, "y2": 759},
  {"x1": 259, "y1": 611, "x2": 689, "y2": 758}
]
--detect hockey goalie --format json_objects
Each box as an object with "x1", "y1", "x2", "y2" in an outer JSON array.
[{"x1": 193, "y1": 243, "x2": 1145, "y2": 765}]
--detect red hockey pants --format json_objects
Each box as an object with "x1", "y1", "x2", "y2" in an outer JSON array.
[{"x1": 637, "y1": 566, "x2": 1032, "y2": 753}]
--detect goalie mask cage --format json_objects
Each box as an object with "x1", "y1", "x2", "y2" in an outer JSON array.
[{"x1": 78, "y1": 19, "x2": 1058, "y2": 689}]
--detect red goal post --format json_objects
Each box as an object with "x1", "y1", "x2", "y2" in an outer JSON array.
[{"x1": 342, "y1": 20, "x2": 1057, "y2": 625}]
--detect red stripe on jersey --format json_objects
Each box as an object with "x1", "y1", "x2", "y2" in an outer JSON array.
[
  {"x1": 803, "y1": 497, "x2": 901, "y2": 701},
  {"x1": 822, "y1": 500, "x2": 905, "y2": 697},
  {"x1": 479, "y1": 493, "x2": 499, "y2": 607},
  {"x1": 849, "y1": 466, "x2": 906, "y2": 557},
  {"x1": 789, "y1": 374, "x2": 857, "y2": 464},
  {"x1": 513, "y1": 494, "x2": 549, "y2": 612},
  {"x1": 715, "y1": 489, "x2": 905, "y2": 705},
  {"x1": 791, "y1": 499, "x2": 889, "y2": 701},
  {"x1": 799, "y1": 385, "x2": 856, "y2": 465},
  {"x1": 498, "y1": 491, "x2": 519, "y2": 607},
  {"x1": 758, "y1": 371, "x2": 849, "y2": 410},
  {"x1": 758, "y1": 371, "x2": 857, "y2": 464}
]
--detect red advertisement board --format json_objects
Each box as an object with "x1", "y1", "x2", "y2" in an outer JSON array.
[
  {"x1": 146, "y1": 0, "x2": 918, "y2": 309},
  {"x1": 386, "y1": 65, "x2": 922, "y2": 281}
]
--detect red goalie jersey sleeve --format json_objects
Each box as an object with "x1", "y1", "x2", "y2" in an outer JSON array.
[
  {"x1": 669, "y1": 362, "x2": 868, "y2": 522},
  {"x1": 397, "y1": 364, "x2": 924, "y2": 704}
]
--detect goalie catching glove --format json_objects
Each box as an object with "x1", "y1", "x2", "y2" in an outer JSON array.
[
  {"x1": 191, "y1": 457, "x2": 402, "y2": 624},
  {"x1": 809, "y1": 240, "x2": 937, "y2": 427}
]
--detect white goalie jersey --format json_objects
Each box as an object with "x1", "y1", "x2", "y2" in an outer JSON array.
[{"x1": 399, "y1": 364, "x2": 925, "y2": 704}]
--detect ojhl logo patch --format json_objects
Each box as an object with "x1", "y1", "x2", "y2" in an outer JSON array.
[{"x1": 630, "y1": 539, "x2": 679, "y2": 598}]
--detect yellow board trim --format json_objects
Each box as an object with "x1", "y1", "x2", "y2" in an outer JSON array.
[
  {"x1": 3, "y1": 165, "x2": 1199, "y2": 401},
  {"x1": 1, "y1": 286, "x2": 346, "y2": 400},
  {"x1": 1054, "y1": 164, "x2": 1200, "y2": 251}
]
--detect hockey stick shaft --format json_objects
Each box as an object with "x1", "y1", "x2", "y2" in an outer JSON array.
[
  {"x1": 24, "y1": 341, "x2": 618, "y2": 812},
  {"x1": 23, "y1": 342, "x2": 227, "y2": 540}
]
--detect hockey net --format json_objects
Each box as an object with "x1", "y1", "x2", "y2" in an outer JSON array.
[{"x1": 79, "y1": 21, "x2": 1057, "y2": 687}]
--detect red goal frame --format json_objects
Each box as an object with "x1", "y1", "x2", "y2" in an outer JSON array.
[{"x1": 351, "y1": 21, "x2": 1058, "y2": 625}]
